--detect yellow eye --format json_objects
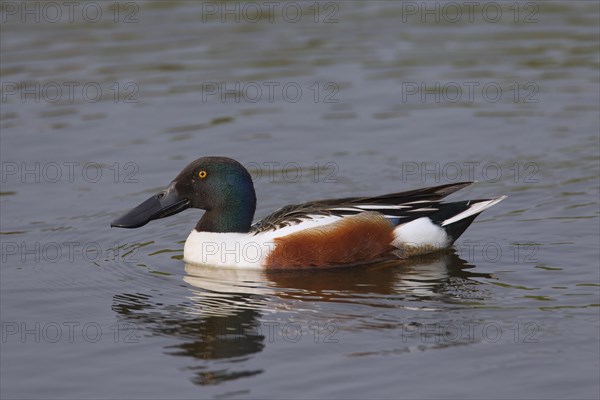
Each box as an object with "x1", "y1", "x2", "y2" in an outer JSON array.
[{"x1": 198, "y1": 170, "x2": 207, "y2": 179}]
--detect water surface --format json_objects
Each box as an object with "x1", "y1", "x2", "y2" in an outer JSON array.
[{"x1": 1, "y1": 2, "x2": 599, "y2": 399}]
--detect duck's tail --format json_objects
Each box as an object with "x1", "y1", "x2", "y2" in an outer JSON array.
[{"x1": 392, "y1": 196, "x2": 507, "y2": 256}]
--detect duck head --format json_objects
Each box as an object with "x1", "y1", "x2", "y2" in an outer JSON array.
[{"x1": 111, "y1": 157, "x2": 256, "y2": 233}]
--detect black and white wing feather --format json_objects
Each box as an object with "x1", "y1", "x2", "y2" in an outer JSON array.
[{"x1": 250, "y1": 182, "x2": 474, "y2": 234}]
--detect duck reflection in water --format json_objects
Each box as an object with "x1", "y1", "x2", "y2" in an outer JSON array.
[{"x1": 112, "y1": 251, "x2": 492, "y2": 386}]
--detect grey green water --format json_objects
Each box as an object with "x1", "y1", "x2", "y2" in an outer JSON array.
[{"x1": 1, "y1": 1, "x2": 599, "y2": 399}]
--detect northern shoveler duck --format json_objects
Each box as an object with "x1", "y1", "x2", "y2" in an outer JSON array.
[{"x1": 111, "y1": 157, "x2": 506, "y2": 269}]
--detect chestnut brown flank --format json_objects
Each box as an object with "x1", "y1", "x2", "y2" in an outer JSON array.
[{"x1": 265, "y1": 212, "x2": 395, "y2": 269}]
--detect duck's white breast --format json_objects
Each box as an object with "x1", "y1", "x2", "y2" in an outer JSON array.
[
  {"x1": 183, "y1": 230, "x2": 273, "y2": 269},
  {"x1": 183, "y1": 215, "x2": 343, "y2": 268}
]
